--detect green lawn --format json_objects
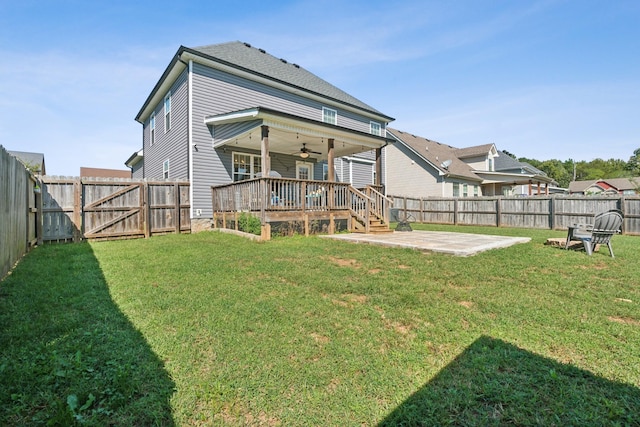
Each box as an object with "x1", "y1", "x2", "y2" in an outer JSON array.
[{"x1": 1, "y1": 225, "x2": 639, "y2": 426}]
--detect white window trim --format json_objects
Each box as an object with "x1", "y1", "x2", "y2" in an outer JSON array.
[
  {"x1": 163, "y1": 159, "x2": 170, "y2": 179},
  {"x1": 232, "y1": 152, "x2": 262, "y2": 181},
  {"x1": 164, "y1": 91, "x2": 171, "y2": 133},
  {"x1": 370, "y1": 121, "x2": 382, "y2": 136},
  {"x1": 296, "y1": 161, "x2": 314, "y2": 180},
  {"x1": 150, "y1": 112, "x2": 156, "y2": 146},
  {"x1": 322, "y1": 107, "x2": 337, "y2": 125}
]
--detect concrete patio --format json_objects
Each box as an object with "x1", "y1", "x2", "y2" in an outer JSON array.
[{"x1": 320, "y1": 230, "x2": 531, "y2": 256}]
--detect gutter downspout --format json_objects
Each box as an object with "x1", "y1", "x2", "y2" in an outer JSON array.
[{"x1": 187, "y1": 59, "x2": 194, "y2": 219}]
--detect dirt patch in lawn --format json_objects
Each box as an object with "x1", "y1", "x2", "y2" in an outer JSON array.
[
  {"x1": 608, "y1": 316, "x2": 640, "y2": 326},
  {"x1": 327, "y1": 256, "x2": 360, "y2": 268}
]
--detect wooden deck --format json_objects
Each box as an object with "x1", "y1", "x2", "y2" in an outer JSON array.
[{"x1": 211, "y1": 178, "x2": 392, "y2": 239}]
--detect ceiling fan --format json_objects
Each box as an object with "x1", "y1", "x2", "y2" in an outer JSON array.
[{"x1": 295, "y1": 143, "x2": 321, "y2": 159}]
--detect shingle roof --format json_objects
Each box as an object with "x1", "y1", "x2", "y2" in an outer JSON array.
[
  {"x1": 455, "y1": 144, "x2": 494, "y2": 159},
  {"x1": 189, "y1": 41, "x2": 391, "y2": 119},
  {"x1": 387, "y1": 128, "x2": 480, "y2": 181},
  {"x1": 570, "y1": 178, "x2": 640, "y2": 193},
  {"x1": 8, "y1": 150, "x2": 45, "y2": 173},
  {"x1": 494, "y1": 150, "x2": 546, "y2": 175}
]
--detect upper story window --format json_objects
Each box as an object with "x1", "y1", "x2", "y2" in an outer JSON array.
[
  {"x1": 163, "y1": 159, "x2": 170, "y2": 179},
  {"x1": 164, "y1": 92, "x2": 172, "y2": 132},
  {"x1": 453, "y1": 183, "x2": 460, "y2": 197},
  {"x1": 463, "y1": 184, "x2": 468, "y2": 197},
  {"x1": 150, "y1": 112, "x2": 156, "y2": 146},
  {"x1": 370, "y1": 121, "x2": 382, "y2": 136},
  {"x1": 488, "y1": 158, "x2": 494, "y2": 171},
  {"x1": 322, "y1": 107, "x2": 337, "y2": 125}
]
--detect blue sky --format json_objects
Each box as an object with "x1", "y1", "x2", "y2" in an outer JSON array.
[{"x1": 1, "y1": 0, "x2": 638, "y2": 176}]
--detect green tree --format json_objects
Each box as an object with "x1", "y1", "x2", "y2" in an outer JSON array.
[
  {"x1": 626, "y1": 148, "x2": 640, "y2": 175},
  {"x1": 538, "y1": 159, "x2": 572, "y2": 187}
]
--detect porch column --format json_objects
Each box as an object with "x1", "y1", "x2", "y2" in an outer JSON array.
[
  {"x1": 261, "y1": 125, "x2": 270, "y2": 175},
  {"x1": 528, "y1": 180, "x2": 532, "y2": 196},
  {"x1": 545, "y1": 182, "x2": 549, "y2": 195},
  {"x1": 375, "y1": 148, "x2": 382, "y2": 186},
  {"x1": 327, "y1": 138, "x2": 335, "y2": 182},
  {"x1": 537, "y1": 181, "x2": 541, "y2": 195}
]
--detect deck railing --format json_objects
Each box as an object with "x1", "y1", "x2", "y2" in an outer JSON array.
[
  {"x1": 211, "y1": 178, "x2": 353, "y2": 213},
  {"x1": 211, "y1": 179, "x2": 393, "y2": 234}
]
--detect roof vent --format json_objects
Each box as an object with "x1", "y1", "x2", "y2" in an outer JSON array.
[
  {"x1": 280, "y1": 58, "x2": 288, "y2": 64},
  {"x1": 243, "y1": 42, "x2": 251, "y2": 48},
  {"x1": 293, "y1": 63, "x2": 300, "y2": 68},
  {"x1": 259, "y1": 48, "x2": 266, "y2": 53}
]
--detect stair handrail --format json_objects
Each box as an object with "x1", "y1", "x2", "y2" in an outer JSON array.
[
  {"x1": 365, "y1": 185, "x2": 394, "y2": 225},
  {"x1": 348, "y1": 186, "x2": 373, "y2": 233}
]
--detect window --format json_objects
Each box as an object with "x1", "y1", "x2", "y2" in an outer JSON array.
[
  {"x1": 150, "y1": 112, "x2": 156, "y2": 146},
  {"x1": 296, "y1": 161, "x2": 313, "y2": 180},
  {"x1": 323, "y1": 163, "x2": 329, "y2": 181},
  {"x1": 322, "y1": 107, "x2": 337, "y2": 125},
  {"x1": 163, "y1": 159, "x2": 170, "y2": 179},
  {"x1": 463, "y1": 184, "x2": 468, "y2": 197},
  {"x1": 233, "y1": 153, "x2": 262, "y2": 181},
  {"x1": 453, "y1": 183, "x2": 460, "y2": 197},
  {"x1": 474, "y1": 185, "x2": 479, "y2": 197},
  {"x1": 488, "y1": 158, "x2": 493, "y2": 171},
  {"x1": 370, "y1": 121, "x2": 382, "y2": 136},
  {"x1": 164, "y1": 92, "x2": 171, "y2": 132}
]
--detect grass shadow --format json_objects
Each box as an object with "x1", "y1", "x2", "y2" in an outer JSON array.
[
  {"x1": 379, "y1": 335, "x2": 640, "y2": 426},
  {"x1": 0, "y1": 243, "x2": 175, "y2": 426}
]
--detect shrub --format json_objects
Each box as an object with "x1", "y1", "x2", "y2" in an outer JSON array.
[{"x1": 238, "y1": 212, "x2": 261, "y2": 235}]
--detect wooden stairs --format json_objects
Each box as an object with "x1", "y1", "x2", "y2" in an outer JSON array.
[{"x1": 348, "y1": 185, "x2": 393, "y2": 234}]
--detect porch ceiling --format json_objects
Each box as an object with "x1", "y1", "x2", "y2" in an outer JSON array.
[{"x1": 204, "y1": 107, "x2": 392, "y2": 160}]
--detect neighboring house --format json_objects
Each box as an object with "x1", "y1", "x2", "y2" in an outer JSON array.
[
  {"x1": 569, "y1": 178, "x2": 640, "y2": 195},
  {"x1": 383, "y1": 129, "x2": 555, "y2": 198},
  {"x1": 80, "y1": 167, "x2": 131, "y2": 179},
  {"x1": 8, "y1": 150, "x2": 46, "y2": 176},
  {"x1": 129, "y1": 41, "x2": 394, "y2": 230}
]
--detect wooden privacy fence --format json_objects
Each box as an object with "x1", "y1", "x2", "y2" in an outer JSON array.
[
  {"x1": 1, "y1": 146, "x2": 41, "y2": 279},
  {"x1": 390, "y1": 195, "x2": 640, "y2": 235},
  {"x1": 41, "y1": 177, "x2": 190, "y2": 241}
]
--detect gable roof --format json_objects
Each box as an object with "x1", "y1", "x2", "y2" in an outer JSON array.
[
  {"x1": 8, "y1": 150, "x2": 46, "y2": 174},
  {"x1": 136, "y1": 41, "x2": 394, "y2": 123},
  {"x1": 570, "y1": 178, "x2": 640, "y2": 193},
  {"x1": 386, "y1": 128, "x2": 480, "y2": 181},
  {"x1": 494, "y1": 151, "x2": 546, "y2": 176},
  {"x1": 455, "y1": 144, "x2": 495, "y2": 159}
]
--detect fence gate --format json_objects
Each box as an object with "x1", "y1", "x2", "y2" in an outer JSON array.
[
  {"x1": 83, "y1": 182, "x2": 145, "y2": 239},
  {"x1": 40, "y1": 177, "x2": 190, "y2": 242}
]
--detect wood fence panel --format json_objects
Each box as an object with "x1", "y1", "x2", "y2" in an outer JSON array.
[
  {"x1": 39, "y1": 177, "x2": 191, "y2": 241},
  {"x1": 500, "y1": 198, "x2": 551, "y2": 229},
  {"x1": 1, "y1": 146, "x2": 34, "y2": 279},
  {"x1": 83, "y1": 181, "x2": 144, "y2": 239},
  {"x1": 457, "y1": 199, "x2": 497, "y2": 226},
  {"x1": 389, "y1": 194, "x2": 640, "y2": 235},
  {"x1": 41, "y1": 178, "x2": 80, "y2": 241}
]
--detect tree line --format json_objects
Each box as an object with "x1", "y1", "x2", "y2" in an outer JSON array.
[{"x1": 502, "y1": 148, "x2": 640, "y2": 188}]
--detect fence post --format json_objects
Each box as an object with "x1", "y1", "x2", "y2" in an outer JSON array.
[
  {"x1": 144, "y1": 182, "x2": 151, "y2": 238},
  {"x1": 453, "y1": 199, "x2": 458, "y2": 225},
  {"x1": 496, "y1": 197, "x2": 501, "y2": 227},
  {"x1": 36, "y1": 179, "x2": 43, "y2": 245},
  {"x1": 620, "y1": 196, "x2": 626, "y2": 235},
  {"x1": 549, "y1": 196, "x2": 556, "y2": 230},
  {"x1": 174, "y1": 182, "x2": 180, "y2": 234},
  {"x1": 73, "y1": 179, "x2": 82, "y2": 242}
]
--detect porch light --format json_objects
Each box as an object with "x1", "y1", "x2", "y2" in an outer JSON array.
[{"x1": 300, "y1": 151, "x2": 310, "y2": 159}]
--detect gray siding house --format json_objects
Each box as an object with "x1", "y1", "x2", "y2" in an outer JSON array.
[
  {"x1": 129, "y1": 41, "x2": 394, "y2": 232},
  {"x1": 384, "y1": 128, "x2": 555, "y2": 198}
]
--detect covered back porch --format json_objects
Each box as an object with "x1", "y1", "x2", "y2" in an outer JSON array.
[
  {"x1": 211, "y1": 178, "x2": 391, "y2": 239},
  {"x1": 206, "y1": 107, "x2": 394, "y2": 239}
]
